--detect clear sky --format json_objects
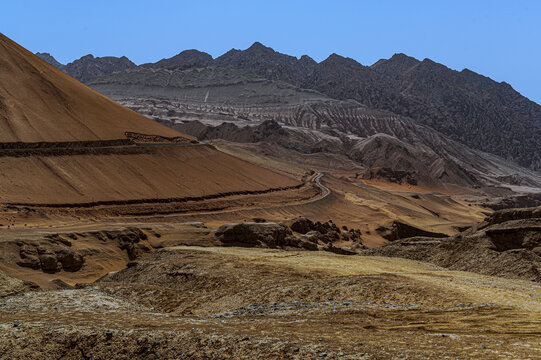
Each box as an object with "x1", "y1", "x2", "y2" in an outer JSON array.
[{"x1": 3, "y1": 0, "x2": 540, "y2": 103}]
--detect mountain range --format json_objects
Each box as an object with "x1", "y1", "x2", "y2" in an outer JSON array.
[{"x1": 36, "y1": 43, "x2": 541, "y2": 188}]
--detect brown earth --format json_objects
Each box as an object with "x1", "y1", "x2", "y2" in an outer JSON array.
[
  {"x1": 1, "y1": 246, "x2": 540, "y2": 359},
  {"x1": 0, "y1": 144, "x2": 301, "y2": 204}
]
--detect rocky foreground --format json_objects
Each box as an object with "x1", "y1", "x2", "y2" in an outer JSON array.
[
  {"x1": 0, "y1": 207, "x2": 540, "y2": 359},
  {"x1": 364, "y1": 206, "x2": 541, "y2": 282},
  {"x1": 1, "y1": 246, "x2": 540, "y2": 359}
]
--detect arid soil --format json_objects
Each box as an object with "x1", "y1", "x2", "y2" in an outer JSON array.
[{"x1": 1, "y1": 247, "x2": 540, "y2": 359}]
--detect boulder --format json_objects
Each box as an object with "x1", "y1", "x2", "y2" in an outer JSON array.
[
  {"x1": 39, "y1": 253, "x2": 62, "y2": 273},
  {"x1": 377, "y1": 221, "x2": 448, "y2": 241},
  {"x1": 17, "y1": 246, "x2": 40, "y2": 269},
  {"x1": 56, "y1": 248, "x2": 85, "y2": 272},
  {"x1": 215, "y1": 222, "x2": 293, "y2": 248},
  {"x1": 290, "y1": 217, "x2": 314, "y2": 234}
]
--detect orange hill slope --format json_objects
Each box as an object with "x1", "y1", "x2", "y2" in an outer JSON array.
[
  {"x1": 0, "y1": 33, "x2": 182, "y2": 142},
  {"x1": 0, "y1": 145, "x2": 300, "y2": 204},
  {"x1": 0, "y1": 34, "x2": 300, "y2": 204}
]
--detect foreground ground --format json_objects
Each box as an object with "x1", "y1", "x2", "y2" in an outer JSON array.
[
  {"x1": 1, "y1": 246, "x2": 540, "y2": 359},
  {"x1": 0, "y1": 142, "x2": 537, "y2": 359}
]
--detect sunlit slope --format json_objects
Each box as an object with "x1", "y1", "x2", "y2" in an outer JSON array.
[{"x1": 0, "y1": 33, "x2": 182, "y2": 142}]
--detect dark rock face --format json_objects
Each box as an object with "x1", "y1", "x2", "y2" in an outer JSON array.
[
  {"x1": 481, "y1": 207, "x2": 541, "y2": 227},
  {"x1": 55, "y1": 249, "x2": 85, "y2": 272},
  {"x1": 42, "y1": 54, "x2": 137, "y2": 82},
  {"x1": 90, "y1": 227, "x2": 151, "y2": 261},
  {"x1": 14, "y1": 227, "x2": 152, "y2": 273},
  {"x1": 360, "y1": 167, "x2": 417, "y2": 186},
  {"x1": 174, "y1": 120, "x2": 289, "y2": 144},
  {"x1": 39, "y1": 253, "x2": 62, "y2": 273},
  {"x1": 215, "y1": 219, "x2": 365, "y2": 254},
  {"x1": 212, "y1": 44, "x2": 541, "y2": 171},
  {"x1": 17, "y1": 242, "x2": 84, "y2": 273},
  {"x1": 215, "y1": 222, "x2": 293, "y2": 248},
  {"x1": 376, "y1": 221, "x2": 448, "y2": 241},
  {"x1": 215, "y1": 42, "x2": 317, "y2": 86},
  {"x1": 483, "y1": 194, "x2": 541, "y2": 211},
  {"x1": 66, "y1": 55, "x2": 137, "y2": 82},
  {"x1": 290, "y1": 217, "x2": 314, "y2": 234}
]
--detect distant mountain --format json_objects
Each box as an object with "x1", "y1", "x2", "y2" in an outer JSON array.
[
  {"x1": 209, "y1": 44, "x2": 541, "y2": 171},
  {"x1": 82, "y1": 62, "x2": 541, "y2": 188},
  {"x1": 214, "y1": 42, "x2": 317, "y2": 85},
  {"x1": 36, "y1": 52, "x2": 66, "y2": 71},
  {"x1": 141, "y1": 49, "x2": 212, "y2": 70},
  {"x1": 37, "y1": 53, "x2": 137, "y2": 82},
  {"x1": 37, "y1": 43, "x2": 541, "y2": 171}
]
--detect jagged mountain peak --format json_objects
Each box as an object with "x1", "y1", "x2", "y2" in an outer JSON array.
[
  {"x1": 322, "y1": 53, "x2": 360, "y2": 65},
  {"x1": 299, "y1": 54, "x2": 317, "y2": 64},
  {"x1": 371, "y1": 53, "x2": 420, "y2": 75},
  {"x1": 38, "y1": 42, "x2": 541, "y2": 171},
  {"x1": 246, "y1": 41, "x2": 273, "y2": 52}
]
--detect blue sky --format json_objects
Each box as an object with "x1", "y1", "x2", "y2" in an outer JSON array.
[{"x1": 3, "y1": 0, "x2": 540, "y2": 103}]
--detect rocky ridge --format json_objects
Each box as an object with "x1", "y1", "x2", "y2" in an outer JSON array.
[{"x1": 364, "y1": 206, "x2": 541, "y2": 282}]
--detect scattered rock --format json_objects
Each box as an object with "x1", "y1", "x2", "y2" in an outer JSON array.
[{"x1": 216, "y1": 218, "x2": 365, "y2": 254}]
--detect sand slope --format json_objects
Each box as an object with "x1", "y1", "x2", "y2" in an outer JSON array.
[
  {"x1": 0, "y1": 145, "x2": 300, "y2": 204},
  {"x1": 0, "y1": 33, "x2": 181, "y2": 142}
]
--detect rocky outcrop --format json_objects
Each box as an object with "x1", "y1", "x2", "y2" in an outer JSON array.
[
  {"x1": 215, "y1": 222, "x2": 293, "y2": 248},
  {"x1": 481, "y1": 207, "x2": 541, "y2": 228},
  {"x1": 87, "y1": 228, "x2": 152, "y2": 261},
  {"x1": 483, "y1": 194, "x2": 541, "y2": 211},
  {"x1": 376, "y1": 221, "x2": 448, "y2": 241},
  {"x1": 360, "y1": 167, "x2": 417, "y2": 185},
  {"x1": 216, "y1": 219, "x2": 365, "y2": 253},
  {"x1": 14, "y1": 227, "x2": 153, "y2": 273},
  {"x1": 16, "y1": 240, "x2": 85, "y2": 273},
  {"x1": 289, "y1": 217, "x2": 314, "y2": 234},
  {"x1": 37, "y1": 53, "x2": 137, "y2": 82},
  {"x1": 66, "y1": 54, "x2": 137, "y2": 82},
  {"x1": 364, "y1": 207, "x2": 541, "y2": 282},
  {"x1": 173, "y1": 120, "x2": 289, "y2": 144}
]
